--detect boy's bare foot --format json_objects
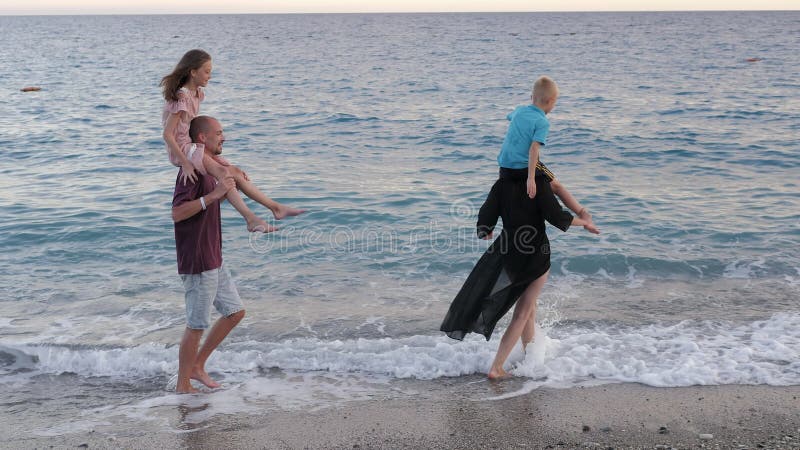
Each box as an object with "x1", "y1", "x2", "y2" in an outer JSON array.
[
  {"x1": 190, "y1": 368, "x2": 221, "y2": 389},
  {"x1": 578, "y1": 208, "x2": 592, "y2": 222},
  {"x1": 247, "y1": 218, "x2": 277, "y2": 233},
  {"x1": 487, "y1": 367, "x2": 512, "y2": 381},
  {"x1": 273, "y1": 205, "x2": 306, "y2": 220}
]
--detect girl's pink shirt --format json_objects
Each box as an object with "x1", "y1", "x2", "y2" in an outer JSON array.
[{"x1": 162, "y1": 86, "x2": 204, "y2": 166}]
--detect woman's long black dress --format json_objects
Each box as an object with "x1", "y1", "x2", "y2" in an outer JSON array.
[{"x1": 440, "y1": 168, "x2": 574, "y2": 340}]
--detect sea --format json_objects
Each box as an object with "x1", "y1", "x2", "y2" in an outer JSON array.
[{"x1": 0, "y1": 11, "x2": 798, "y2": 440}]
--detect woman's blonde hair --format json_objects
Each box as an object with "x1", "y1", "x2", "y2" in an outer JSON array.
[
  {"x1": 532, "y1": 76, "x2": 558, "y2": 104},
  {"x1": 160, "y1": 49, "x2": 211, "y2": 101}
]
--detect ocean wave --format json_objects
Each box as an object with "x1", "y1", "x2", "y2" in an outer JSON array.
[{"x1": 3, "y1": 313, "x2": 798, "y2": 388}]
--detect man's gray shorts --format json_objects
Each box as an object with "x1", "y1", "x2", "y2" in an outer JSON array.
[{"x1": 180, "y1": 263, "x2": 244, "y2": 329}]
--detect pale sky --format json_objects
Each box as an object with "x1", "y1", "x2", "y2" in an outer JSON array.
[{"x1": 1, "y1": 0, "x2": 797, "y2": 15}]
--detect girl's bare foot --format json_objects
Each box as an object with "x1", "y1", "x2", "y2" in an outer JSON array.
[
  {"x1": 247, "y1": 218, "x2": 277, "y2": 233},
  {"x1": 190, "y1": 368, "x2": 221, "y2": 389},
  {"x1": 487, "y1": 367, "x2": 512, "y2": 381},
  {"x1": 176, "y1": 383, "x2": 200, "y2": 394},
  {"x1": 273, "y1": 205, "x2": 306, "y2": 220}
]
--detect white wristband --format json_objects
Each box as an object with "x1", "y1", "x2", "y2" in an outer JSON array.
[{"x1": 200, "y1": 196, "x2": 207, "y2": 210}]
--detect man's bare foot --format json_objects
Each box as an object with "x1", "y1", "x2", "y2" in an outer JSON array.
[
  {"x1": 247, "y1": 218, "x2": 278, "y2": 233},
  {"x1": 273, "y1": 205, "x2": 306, "y2": 220},
  {"x1": 176, "y1": 383, "x2": 200, "y2": 394},
  {"x1": 190, "y1": 368, "x2": 221, "y2": 389},
  {"x1": 487, "y1": 367, "x2": 512, "y2": 381}
]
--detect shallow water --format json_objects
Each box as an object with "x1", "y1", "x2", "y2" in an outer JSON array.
[{"x1": 0, "y1": 11, "x2": 798, "y2": 439}]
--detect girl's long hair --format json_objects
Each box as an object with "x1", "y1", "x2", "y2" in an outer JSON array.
[{"x1": 160, "y1": 49, "x2": 211, "y2": 101}]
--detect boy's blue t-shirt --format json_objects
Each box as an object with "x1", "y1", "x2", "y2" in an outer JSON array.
[{"x1": 497, "y1": 105, "x2": 550, "y2": 169}]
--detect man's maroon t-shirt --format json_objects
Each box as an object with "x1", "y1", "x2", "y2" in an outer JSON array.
[{"x1": 173, "y1": 170, "x2": 222, "y2": 274}]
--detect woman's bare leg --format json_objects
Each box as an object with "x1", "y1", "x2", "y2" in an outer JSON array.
[
  {"x1": 227, "y1": 165, "x2": 306, "y2": 220},
  {"x1": 521, "y1": 305, "x2": 537, "y2": 353},
  {"x1": 204, "y1": 157, "x2": 273, "y2": 232},
  {"x1": 488, "y1": 270, "x2": 549, "y2": 380}
]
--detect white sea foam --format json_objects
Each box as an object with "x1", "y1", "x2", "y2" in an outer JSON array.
[
  {"x1": 140, "y1": 373, "x2": 381, "y2": 419},
  {"x1": 784, "y1": 267, "x2": 800, "y2": 288},
  {"x1": 32, "y1": 372, "x2": 388, "y2": 437},
  {"x1": 357, "y1": 316, "x2": 387, "y2": 335},
  {"x1": 723, "y1": 257, "x2": 766, "y2": 279},
  {"x1": 33, "y1": 419, "x2": 114, "y2": 438},
  {"x1": 626, "y1": 265, "x2": 644, "y2": 288},
  {"x1": 3, "y1": 313, "x2": 799, "y2": 388}
]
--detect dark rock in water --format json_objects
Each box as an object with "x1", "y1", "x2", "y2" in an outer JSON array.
[
  {"x1": 659, "y1": 426, "x2": 669, "y2": 434},
  {"x1": 583, "y1": 425, "x2": 591, "y2": 432}
]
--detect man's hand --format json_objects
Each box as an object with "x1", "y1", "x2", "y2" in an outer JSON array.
[
  {"x1": 180, "y1": 162, "x2": 198, "y2": 185},
  {"x1": 527, "y1": 177, "x2": 537, "y2": 199},
  {"x1": 210, "y1": 176, "x2": 236, "y2": 201}
]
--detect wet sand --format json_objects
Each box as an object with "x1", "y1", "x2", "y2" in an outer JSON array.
[{"x1": 8, "y1": 383, "x2": 800, "y2": 449}]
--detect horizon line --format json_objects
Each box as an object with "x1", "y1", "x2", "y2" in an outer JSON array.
[{"x1": 1, "y1": 9, "x2": 798, "y2": 16}]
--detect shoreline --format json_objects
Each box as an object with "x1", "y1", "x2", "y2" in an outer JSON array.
[{"x1": 7, "y1": 382, "x2": 799, "y2": 449}]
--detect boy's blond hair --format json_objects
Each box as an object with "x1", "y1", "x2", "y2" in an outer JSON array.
[{"x1": 532, "y1": 76, "x2": 559, "y2": 104}]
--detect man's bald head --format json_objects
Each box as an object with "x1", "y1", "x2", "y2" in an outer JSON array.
[{"x1": 189, "y1": 115, "x2": 218, "y2": 142}]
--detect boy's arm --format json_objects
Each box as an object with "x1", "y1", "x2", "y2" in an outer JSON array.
[{"x1": 526, "y1": 141, "x2": 540, "y2": 199}]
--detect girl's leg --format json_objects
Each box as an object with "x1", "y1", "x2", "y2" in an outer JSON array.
[
  {"x1": 204, "y1": 156, "x2": 273, "y2": 232},
  {"x1": 226, "y1": 165, "x2": 305, "y2": 220},
  {"x1": 488, "y1": 270, "x2": 549, "y2": 380}
]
